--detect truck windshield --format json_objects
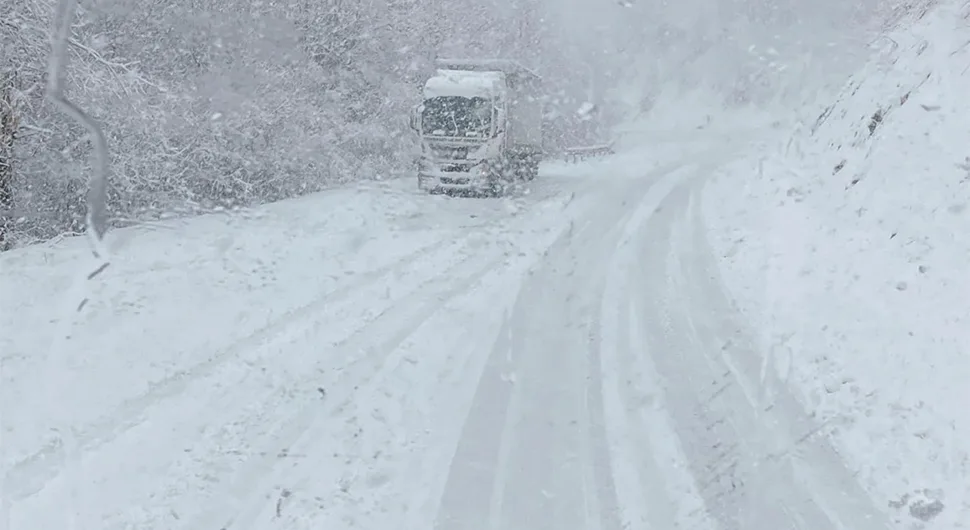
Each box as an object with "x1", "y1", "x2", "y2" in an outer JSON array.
[{"x1": 421, "y1": 96, "x2": 492, "y2": 137}]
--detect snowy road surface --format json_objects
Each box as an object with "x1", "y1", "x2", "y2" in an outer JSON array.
[{"x1": 2, "y1": 140, "x2": 894, "y2": 529}]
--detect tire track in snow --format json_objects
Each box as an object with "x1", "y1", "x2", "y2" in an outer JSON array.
[
  {"x1": 184, "y1": 243, "x2": 513, "y2": 530},
  {"x1": 432, "y1": 309, "x2": 519, "y2": 530},
  {"x1": 265, "y1": 235, "x2": 554, "y2": 530},
  {"x1": 574, "y1": 163, "x2": 711, "y2": 530},
  {"x1": 432, "y1": 164, "x2": 687, "y2": 530},
  {"x1": 633, "y1": 183, "x2": 807, "y2": 528},
  {"x1": 682, "y1": 190, "x2": 894, "y2": 530},
  {"x1": 474, "y1": 201, "x2": 627, "y2": 530},
  {"x1": 582, "y1": 277, "x2": 623, "y2": 530},
  {"x1": 597, "y1": 180, "x2": 718, "y2": 530},
  {"x1": 623, "y1": 177, "x2": 894, "y2": 529},
  {"x1": 3, "y1": 237, "x2": 456, "y2": 501},
  {"x1": 592, "y1": 161, "x2": 737, "y2": 530}
]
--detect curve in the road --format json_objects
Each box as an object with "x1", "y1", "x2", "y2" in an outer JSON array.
[
  {"x1": 624, "y1": 179, "x2": 894, "y2": 529},
  {"x1": 433, "y1": 160, "x2": 697, "y2": 530},
  {"x1": 433, "y1": 154, "x2": 896, "y2": 530}
]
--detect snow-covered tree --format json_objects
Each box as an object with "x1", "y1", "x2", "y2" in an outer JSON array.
[
  {"x1": 0, "y1": 71, "x2": 14, "y2": 248},
  {"x1": 0, "y1": 0, "x2": 555, "y2": 247}
]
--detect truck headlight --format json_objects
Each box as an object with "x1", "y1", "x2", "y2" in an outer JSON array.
[{"x1": 472, "y1": 160, "x2": 490, "y2": 176}]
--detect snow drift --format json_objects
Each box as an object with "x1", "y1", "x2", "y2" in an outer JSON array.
[{"x1": 703, "y1": 1, "x2": 970, "y2": 527}]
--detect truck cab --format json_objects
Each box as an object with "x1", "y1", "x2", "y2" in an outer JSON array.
[{"x1": 410, "y1": 59, "x2": 542, "y2": 195}]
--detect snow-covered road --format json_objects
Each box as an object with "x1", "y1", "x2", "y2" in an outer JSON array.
[
  {"x1": 2, "y1": 138, "x2": 897, "y2": 529},
  {"x1": 434, "y1": 149, "x2": 895, "y2": 530}
]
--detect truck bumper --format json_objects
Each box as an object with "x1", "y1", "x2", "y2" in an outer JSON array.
[{"x1": 417, "y1": 167, "x2": 496, "y2": 194}]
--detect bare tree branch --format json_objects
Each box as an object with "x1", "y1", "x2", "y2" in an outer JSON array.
[
  {"x1": 0, "y1": 72, "x2": 15, "y2": 249},
  {"x1": 47, "y1": 0, "x2": 110, "y2": 259}
]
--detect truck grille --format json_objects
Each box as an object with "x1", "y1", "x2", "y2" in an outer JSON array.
[
  {"x1": 425, "y1": 139, "x2": 484, "y2": 160},
  {"x1": 440, "y1": 176, "x2": 471, "y2": 185}
]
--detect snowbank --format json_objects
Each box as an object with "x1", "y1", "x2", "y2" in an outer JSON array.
[{"x1": 703, "y1": 1, "x2": 970, "y2": 527}]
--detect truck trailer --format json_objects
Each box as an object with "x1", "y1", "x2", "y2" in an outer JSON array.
[{"x1": 409, "y1": 58, "x2": 543, "y2": 196}]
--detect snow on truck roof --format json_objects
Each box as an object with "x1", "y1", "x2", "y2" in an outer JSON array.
[
  {"x1": 434, "y1": 58, "x2": 541, "y2": 82},
  {"x1": 423, "y1": 69, "x2": 507, "y2": 99}
]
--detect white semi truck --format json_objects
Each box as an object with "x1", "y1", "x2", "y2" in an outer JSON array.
[{"x1": 409, "y1": 58, "x2": 543, "y2": 195}]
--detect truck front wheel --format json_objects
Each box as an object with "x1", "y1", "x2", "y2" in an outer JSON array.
[
  {"x1": 519, "y1": 154, "x2": 539, "y2": 181},
  {"x1": 509, "y1": 154, "x2": 537, "y2": 181},
  {"x1": 528, "y1": 155, "x2": 540, "y2": 180}
]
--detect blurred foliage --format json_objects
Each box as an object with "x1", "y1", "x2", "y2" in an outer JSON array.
[{"x1": 0, "y1": 0, "x2": 545, "y2": 245}]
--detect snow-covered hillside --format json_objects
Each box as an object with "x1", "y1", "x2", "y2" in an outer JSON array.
[{"x1": 704, "y1": 1, "x2": 970, "y2": 527}]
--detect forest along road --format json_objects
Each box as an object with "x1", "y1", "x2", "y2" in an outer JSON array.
[{"x1": 432, "y1": 151, "x2": 899, "y2": 529}]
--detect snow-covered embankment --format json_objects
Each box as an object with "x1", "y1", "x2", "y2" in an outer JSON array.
[{"x1": 703, "y1": 2, "x2": 970, "y2": 527}]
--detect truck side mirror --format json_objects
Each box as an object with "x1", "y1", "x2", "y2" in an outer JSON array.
[
  {"x1": 492, "y1": 104, "x2": 505, "y2": 137},
  {"x1": 409, "y1": 105, "x2": 421, "y2": 132}
]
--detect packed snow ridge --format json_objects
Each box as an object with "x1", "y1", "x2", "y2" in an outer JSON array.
[{"x1": 705, "y1": 1, "x2": 970, "y2": 527}]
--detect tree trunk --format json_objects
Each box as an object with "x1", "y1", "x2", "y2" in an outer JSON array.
[{"x1": 0, "y1": 72, "x2": 15, "y2": 250}]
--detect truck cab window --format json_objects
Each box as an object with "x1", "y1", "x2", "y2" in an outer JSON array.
[{"x1": 422, "y1": 96, "x2": 492, "y2": 137}]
